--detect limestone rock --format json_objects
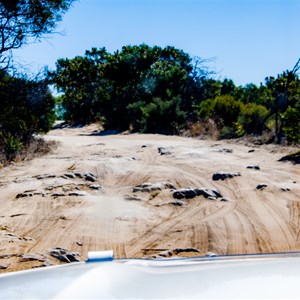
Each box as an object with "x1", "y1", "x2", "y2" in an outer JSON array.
[
  {"x1": 247, "y1": 165, "x2": 260, "y2": 170},
  {"x1": 50, "y1": 247, "x2": 80, "y2": 263},
  {"x1": 68, "y1": 191, "x2": 88, "y2": 197},
  {"x1": 133, "y1": 182, "x2": 176, "y2": 193},
  {"x1": 89, "y1": 184, "x2": 101, "y2": 190},
  {"x1": 256, "y1": 184, "x2": 267, "y2": 190},
  {"x1": 0, "y1": 263, "x2": 9, "y2": 269},
  {"x1": 158, "y1": 147, "x2": 172, "y2": 155},
  {"x1": 124, "y1": 195, "x2": 142, "y2": 201},
  {"x1": 173, "y1": 188, "x2": 222, "y2": 200},
  {"x1": 170, "y1": 201, "x2": 188, "y2": 207},
  {"x1": 84, "y1": 173, "x2": 97, "y2": 182},
  {"x1": 212, "y1": 172, "x2": 241, "y2": 181}
]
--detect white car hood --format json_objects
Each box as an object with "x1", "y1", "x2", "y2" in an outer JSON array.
[{"x1": 1, "y1": 253, "x2": 300, "y2": 299}]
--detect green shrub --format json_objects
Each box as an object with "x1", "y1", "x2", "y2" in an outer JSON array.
[
  {"x1": 1, "y1": 133, "x2": 23, "y2": 160},
  {"x1": 238, "y1": 103, "x2": 269, "y2": 135},
  {"x1": 198, "y1": 95, "x2": 242, "y2": 129},
  {"x1": 282, "y1": 107, "x2": 300, "y2": 143}
]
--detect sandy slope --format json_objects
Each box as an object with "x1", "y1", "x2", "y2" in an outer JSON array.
[{"x1": 0, "y1": 124, "x2": 300, "y2": 273}]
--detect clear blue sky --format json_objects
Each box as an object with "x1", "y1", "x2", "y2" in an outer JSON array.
[{"x1": 14, "y1": 0, "x2": 300, "y2": 86}]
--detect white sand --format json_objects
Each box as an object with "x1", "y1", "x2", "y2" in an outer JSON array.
[{"x1": 0, "y1": 124, "x2": 300, "y2": 272}]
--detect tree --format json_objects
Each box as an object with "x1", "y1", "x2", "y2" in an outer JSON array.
[
  {"x1": 264, "y1": 59, "x2": 300, "y2": 143},
  {"x1": 238, "y1": 103, "x2": 269, "y2": 135},
  {"x1": 50, "y1": 48, "x2": 110, "y2": 123},
  {"x1": 0, "y1": 70, "x2": 55, "y2": 160},
  {"x1": 51, "y1": 44, "x2": 207, "y2": 132},
  {"x1": 282, "y1": 106, "x2": 300, "y2": 143},
  {"x1": 198, "y1": 95, "x2": 241, "y2": 128},
  {"x1": 0, "y1": 0, "x2": 75, "y2": 67}
]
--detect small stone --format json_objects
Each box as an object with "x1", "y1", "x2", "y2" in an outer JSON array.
[
  {"x1": 170, "y1": 201, "x2": 188, "y2": 207},
  {"x1": 0, "y1": 263, "x2": 9, "y2": 269},
  {"x1": 158, "y1": 147, "x2": 172, "y2": 155},
  {"x1": 74, "y1": 172, "x2": 84, "y2": 178},
  {"x1": 68, "y1": 191, "x2": 88, "y2": 197},
  {"x1": 220, "y1": 197, "x2": 230, "y2": 202},
  {"x1": 35, "y1": 174, "x2": 56, "y2": 180},
  {"x1": 218, "y1": 148, "x2": 233, "y2": 153},
  {"x1": 19, "y1": 254, "x2": 45, "y2": 262},
  {"x1": 173, "y1": 189, "x2": 197, "y2": 199},
  {"x1": 256, "y1": 184, "x2": 267, "y2": 190},
  {"x1": 247, "y1": 165, "x2": 260, "y2": 170},
  {"x1": 50, "y1": 247, "x2": 80, "y2": 263},
  {"x1": 51, "y1": 192, "x2": 65, "y2": 198},
  {"x1": 124, "y1": 195, "x2": 142, "y2": 201},
  {"x1": 63, "y1": 173, "x2": 76, "y2": 179},
  {"x1": 89, "y1": 184, "x2": 101, "y2": 190},
  {"x1": 84, "y1": 173, "x2": 97, "y2": 182},
  {"x1": 212, "y1": 172, "x2": 241, "y2": 181}
]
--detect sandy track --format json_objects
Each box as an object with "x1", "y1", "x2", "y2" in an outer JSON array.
[{"x1": 1, "y1": 124, "x2": 300, "y2": 273}]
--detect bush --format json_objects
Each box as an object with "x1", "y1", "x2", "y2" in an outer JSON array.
[
  {"x1": 282, "y1": 107, "x2": 300, "y2": 143},
  {"x1": 238, "y1": 103, "x2": 269, "y2": 135},
  {"x1": 198, "y1": 95, "x2": 242, "y2": 135},
  {"x1": 0, "y1": 71, "x2": 55, "y2": 161},
  {"x1": 140, "y1": 96, "x2": 186, "y2": 134}
]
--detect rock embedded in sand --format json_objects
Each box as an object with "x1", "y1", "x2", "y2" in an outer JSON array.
[
  {"x1": 0, "y1": 263, "x2": 9, "y2": 269},
  {"x1": 173, "y1": 188, "x2": 222, "y2": 200},
  {"x1": 218, "y1": 148, "x2": 233, "y2": 153},
  {"x1": 16, "y1": 192, "x2": 32, "y2": 198},
  {"x1": 84, "y1": 173, "x2": 97, "y2": 182},
  {"x1": 63, "y1": 173, "x2": 77, "y2": 179},
  {"x1": 278, "y1": 152, "x2": 300, "y2": 164},
  {"x1": 124, "y1": 195, "x2": 142, "y2": 201},
  {"x1": 74, "y1": 172, "x2": 84, "y2": 178},
  {"x1": 68, "y1": 191, "x2": 88, "y2": 197},
  {"x1": 19, "y1": 254, "x2": 46, "y2": 263},
  {"x1": 170, "y1": 200, "x2": 188, "y2": 206},
  {"x1": 34, "y1": 174, "x2": 56, "y2": 180},
  {"x1": 89, "y1": 184, "x2": 101, "y2": 190},
  {"x1": 158, "y1": 147, "x2": 172, "y2": 155},
  {"x1": 256, "y1": 184, "x2": 267, "y2": 190},
  {"x1": 173, "y1": 189, "x2": 197, "y2": 199},
  {"x1": 220, "y1": 197, "x2": 230, "y2": 202},
  {"x1": 133, "y1": 182, "x2": 176, "y2": 193},
  {"x1": 51, "y1": 192, "x2": 65, "y2": 198},
  {"x1": 50, "y1": 247, "x2": 80, "y2": 263},
  {"x1": 153, "y1": 247, "x2": 201, "y2": 258},
  {"x1": 247, "y1": 165, "x2": 260, "y2": 170},
  {"x1": 212, "y1": 172, "x2": 241, "y2": 181}
]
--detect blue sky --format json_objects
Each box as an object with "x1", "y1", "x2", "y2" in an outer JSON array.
[{"x1": 14, "y1": 0, "x2": 300, "y2": 86}]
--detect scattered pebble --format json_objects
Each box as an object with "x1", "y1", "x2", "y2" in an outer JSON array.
[
  {"x1": 173, "y1": 188, "x2": 223, "y2": 200},
  {"x1": 124, "y1": 195, "x2": 142, "y2": 201},
  {"x1": 212, "y1": 172, "x2": 241, "y2": 181},
  {"x1": 256, "y1": 184, "x2": 268, "y2": 190},
  {"x1": 0, "y1": 263, "x2": 9, "y2": 270},
  {"x1": 89, "y1": 184, "x2": 101, "y2": 190},
  {"x1": 158, "y1": 147, "x2": 172, "y2": 155},
  {"x1": 247, "y1": 165, "x2": 260, "y2": 170},
  {"x1": 49, "y1": 247, "x2": 80, "y2": 263},
  {"x1": 169, "y1": 201, "x2": 188, "y2": 207}
]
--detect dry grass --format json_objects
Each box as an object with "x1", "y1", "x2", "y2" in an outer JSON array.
[{"x1": 0, "y1": 137, "x2": 58, "y2": 166}]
